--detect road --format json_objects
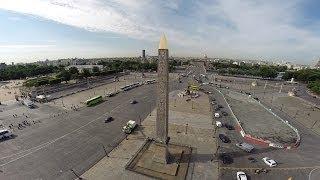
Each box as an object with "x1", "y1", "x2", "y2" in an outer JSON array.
[
  {"x1": 295, "y1": 83, "x2": 320, "y2": 106},
  {"x1": 0, "y1": 79, "x2": 184, "y2": 180}
]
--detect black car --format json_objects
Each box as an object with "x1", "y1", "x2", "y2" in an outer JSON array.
[
  {"x1": 222, "y1": 111, "x2": 228, "y2": 116},
  {"x1": 104, "y1": 116, "x2": 113, "y2": 123},
  {"x1": 248, "y1": 157, "x2": 257, "y2": 163},
  {"x1": 219, "y1": 153, "x2": 233, "y2": 164},
  {"x1": 130, "y1": 100, "x2": 138, "y2": 104},
  {"x1": 224, "y1": 123, "x2": 234, "y2": 130},
  {"x1": 219, "y1": 134, "x2": 230, "y2": 143},
  {"x1": 218, "y1": 105, "x2": 223, "y2": 109}
]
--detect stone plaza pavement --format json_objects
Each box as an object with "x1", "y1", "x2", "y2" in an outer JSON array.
[{"x1": 81, "y1": 91, "x2": 218, "y2": 180}]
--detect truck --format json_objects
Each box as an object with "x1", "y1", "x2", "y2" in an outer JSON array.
[
  {"x1": 122, "y1": 120, "x2": 137, "y2": 134},
  {"x1": 236, "y1": 142, "x2": 254, "y2": 152}
]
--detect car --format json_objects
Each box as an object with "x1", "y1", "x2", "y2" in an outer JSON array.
[
  {"x1": 211, "y1": 98, "x2": 216, "y2": 101},
  {"x1": 236, "y1": 171, "x2": 247, "y2": 180},
  {"x1": 211, "y1": 101, "x2": 217, "y2": 105},
  {"x1": 222, "y1": 111, "x2": 228, "y2": 116},
  {"x1": 262, "y1": 157, "x2": 277, "y2": 167},
  {"x1": 130, "y1": 100, "x2": 138, "y2": 104},
  {"x1": 0, "y1": 129, "x2": 13, "y2": 139},
  {"x1": 248, "y1": 157, "x2": 257, "y2": 163},
  {"x1": 236, "y1": 142, "x2": 255, "y2": 152},
  {"x1": 219, "y1": 134, "x2": 230, "y2": 143},
  {"x1": 224, "y1": 123, "x2": 234, "y2": 130},
  {"x1": 218, "y1": 105, "x2": 223, "y2": 109},
  {"x1": 219, "y1": 153, "x2": 233, "y2": 164},
  {"x1": 104, "y1": 116, "x2": 113, "y2": 123},
  {"x1": 106, "y1": 93, "x2": 115, "y2": 97}
]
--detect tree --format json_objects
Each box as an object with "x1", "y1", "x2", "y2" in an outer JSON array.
[
  {"x1": 92, "y1": 66, "x2": 100, "y2": 76},
  {"x1": 69, "y1": 67, "x2": 79, "y2": 75},
  {"x1": 57, "y1": 70, "x2": 71, "y2": 82},
  {"x1": 258, "y1": 66, "x2": 277, "y2": 78},
  {"x1": 82, "y1": 68, "x2": 91, "y2": 78}
]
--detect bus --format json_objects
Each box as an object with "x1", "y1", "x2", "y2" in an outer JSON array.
[{"x1": 86, "y1": 95, "x2": 103, "y2": 107}]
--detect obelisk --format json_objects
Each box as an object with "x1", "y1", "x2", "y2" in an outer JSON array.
[
  {"x1": 153, "y1": 34, "x2": 170, "y2": 164},
  {"x1": 156, "y1": 34, "x2": 169, "y2": 144}
]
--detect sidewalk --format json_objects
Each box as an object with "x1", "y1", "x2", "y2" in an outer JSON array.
[{"x1": 81, "y1": 91, "x2": 218, "y2": 180}]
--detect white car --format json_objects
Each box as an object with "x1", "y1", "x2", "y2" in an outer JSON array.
[
  {"x1": 0, "y1": 129, "x2": 13, "y2": 139},
  {"x1": 236, "y1": 171, "x2": 247, "y2": 180},
  {"x1": 262, "y1": 157, "x2": 277, "y2": 167}
]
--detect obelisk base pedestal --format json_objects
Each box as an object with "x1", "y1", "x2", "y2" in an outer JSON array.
[
  {"x1": 125, "y1": 139, "x2": 191, "y2": 179},
  {"x1": 152, "y1": 142, "x2": 170, "y2": 164}
]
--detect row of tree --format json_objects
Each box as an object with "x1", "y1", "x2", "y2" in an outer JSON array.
[
  {"x1": 0, "y1": 64, "x2": 61, "y2": 81},
  {"x1": 22, "y1": 60, "x2": 163, "y2": 87},
  {"x1": 211, "y1": 62, "x2": 286, "y2": 78}
]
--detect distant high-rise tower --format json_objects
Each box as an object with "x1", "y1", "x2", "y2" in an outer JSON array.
[
  {"x1": 142, "y1": 50, "x2": 146, "y2": 59},
  {"x1": 315, "y1": 58, "x2": 320, "y2": 69}
]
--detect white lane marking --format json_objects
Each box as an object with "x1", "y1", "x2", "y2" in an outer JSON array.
[
  {"x1": 0, "y1": 103, "x2": 123, "y2": 167},
  {"x1": 0, "y1": 84, "x2": 156, "y2": 166}
]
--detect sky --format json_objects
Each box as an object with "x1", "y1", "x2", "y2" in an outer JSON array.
[{"x1": 0, "y1": 0, "x2": 320, "y2": 65}]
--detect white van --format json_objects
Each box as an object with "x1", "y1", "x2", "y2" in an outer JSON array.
[{"x1": 0, "y1": 129, "x2": 13, "y2": 139}]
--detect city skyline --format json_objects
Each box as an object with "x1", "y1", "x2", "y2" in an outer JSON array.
[{"x1": 1, "y1": 0, "x2": 320, "y2": 64}]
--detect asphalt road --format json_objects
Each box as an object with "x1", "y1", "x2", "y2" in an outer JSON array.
[
  {"x1": 295, "y1": 84, "x2": 320, "y2": 106},
  {"x1": 0, "y1": 79, "x2": 184, "y2": 180}
]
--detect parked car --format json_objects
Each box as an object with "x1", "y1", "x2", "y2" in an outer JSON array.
[
  {"x1": 236, "y1": 171, "x2": 247, "y2": 180},
  {"x1": 218, "y1": 105, "x2": 223, "y2": 109},
  {"x1": 219, "y1": 134, "x2": 230, "y2": 143},
  {"x1": 0, "y1": 129, "x2": 13, "y2": 139},
  {"x1": 222, "y1": 111, "x2": 228, "y2": 116},
  {"x1": 262, "y1": 157, "x2": 277, "y2": 167},
  {"x1": 219, "y1": 153, "x2": 233, "y2": 164},
  {"x1": 248, "y1": 157, "x2": 257, "y2": 163},
  {"x1": 216, "y1": 121, "x2": 222, "y2": 127},
  {"x1": 236, "y1": 142, "x2": 254, "y2": 152},
  {"x1": 224, "y1": 123, "x2": 234, "y2": 130},
  {"x1": 211, "y1": 101, "x2": 217, "y2": 105},
  {"x1": 104, "y1": 116, "x2": 113, "y2": 123},
  {"x1": 106, "y1": 93, "x2": 115, "y2": 97},
  {"x1": 130, "y1": 100, "x2": 138, "y2": 104}
]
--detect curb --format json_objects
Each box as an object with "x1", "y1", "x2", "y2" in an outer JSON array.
[{"x1": 215, "y1": 87, "x2": 300, "y2": 149}]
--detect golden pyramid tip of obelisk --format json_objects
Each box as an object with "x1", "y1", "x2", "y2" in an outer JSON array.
[{"x1": 158, "y1": 34, "x2": 168, "y2": 50}]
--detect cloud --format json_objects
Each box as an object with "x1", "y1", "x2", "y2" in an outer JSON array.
[
  {"x1": 8, "y1": 16, "x2": 21, "y2": 21},
  {"x1": 0, "y1": 0, "x2": 319, "y2": 62},
  {"x1": 0, "y1": 44, "x2": 56, "y2": 49}
]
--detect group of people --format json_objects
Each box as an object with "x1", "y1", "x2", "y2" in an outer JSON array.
[{"x1": 9, "y1": 120, "x2": 40, "y2": 130}]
